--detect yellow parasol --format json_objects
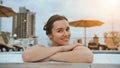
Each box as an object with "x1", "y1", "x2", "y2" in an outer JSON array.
[{"x1": 69, "y1": 20, "x2": 104, "y2": 46}]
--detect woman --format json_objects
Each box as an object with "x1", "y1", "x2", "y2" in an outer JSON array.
[{"x1": 22, "y1": 14, "x2": 93, "y2": 63}]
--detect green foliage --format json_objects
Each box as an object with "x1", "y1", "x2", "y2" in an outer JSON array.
[{"x1": 0, "y1": 31, "x2": 10, "y2": 44}]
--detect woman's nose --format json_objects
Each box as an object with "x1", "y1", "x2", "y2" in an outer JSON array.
[{"x1": 63, "y1": 31, "x2": 70, "y2": 36}]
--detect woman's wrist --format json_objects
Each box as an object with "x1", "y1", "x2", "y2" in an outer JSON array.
[
  {"x1": 50, "y1": 46, "x2": 63, "y2": 52},
  {"x1": 58, "y1": 46, "x2": 64, "y2": 52}
]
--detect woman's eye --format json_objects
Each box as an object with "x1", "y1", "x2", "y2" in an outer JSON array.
[
  {"x1": 66, "y1": 27, "x2": 70, "y2": 31},
  {"x1": 57, "y1": 30, "x2": 63, "y2": 32}
]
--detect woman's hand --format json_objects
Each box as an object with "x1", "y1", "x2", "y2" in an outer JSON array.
[
  {"x1": 60, "y1": 43, "x2": 80, "y2": 52},
  {"x1": 73, "y1": 43, "x2": 84, "y2": 50}
]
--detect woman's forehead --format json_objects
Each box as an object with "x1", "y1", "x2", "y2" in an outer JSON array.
[{"x1": 53, "y1": 20, "x2": 69, "y2": 28}]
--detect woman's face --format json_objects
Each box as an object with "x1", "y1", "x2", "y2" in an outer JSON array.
[{"x1": 48, "y1": 19, "x2": 71, "y2": 46}]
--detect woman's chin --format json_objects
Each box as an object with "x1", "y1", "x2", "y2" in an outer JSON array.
[{"x1": 61, "y1": 42, "x2": 69, "y2": 45}]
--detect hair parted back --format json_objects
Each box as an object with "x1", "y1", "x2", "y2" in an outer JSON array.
[{"x1": 43, "y1": 14, "x2": 68, "y2": 35}]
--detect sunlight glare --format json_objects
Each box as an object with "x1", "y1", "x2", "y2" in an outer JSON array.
[{"x1": 104, "y1": 0, "x2": 118, "y2": 10}]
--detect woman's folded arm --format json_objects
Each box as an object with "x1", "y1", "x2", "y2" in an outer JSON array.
[
  {"x1": 22, "y1": 45, "x2": 63, "y2": 62},
  {"x1": 48, "y1": 46, "x2": 93, "y2": 63}
]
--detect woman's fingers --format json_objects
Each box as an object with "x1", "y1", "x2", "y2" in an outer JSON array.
[{"x1": 61, "y1": 44, "x2": 77, "y2": 51}]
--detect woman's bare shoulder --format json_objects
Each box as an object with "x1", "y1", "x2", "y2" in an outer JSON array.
[
  {"x1": 73, "y1": 46, "x2": 89, "y2": 50},
  {"x1": 35, "y1": 44, "x2": 46, "y2": 47},
  {"x1": 28, "y1": 44, "x2": 46, "y2": 49}
]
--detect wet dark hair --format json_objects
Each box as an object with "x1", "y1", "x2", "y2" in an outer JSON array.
[{"x1": 43, "y1": 14, "x2": 68, "y2": 35}]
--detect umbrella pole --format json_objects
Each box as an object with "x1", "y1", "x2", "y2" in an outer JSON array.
[
  {"x1": 0, "y1": 18, "x2": 1, "y2": 32},
  {"x1": 84, "y1": 27, "x2": 86, "y2": 46}
]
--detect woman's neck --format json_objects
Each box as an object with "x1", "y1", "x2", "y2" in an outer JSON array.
[{"x1": 51, "y1": 43, "x2": 61, "y2": 47}]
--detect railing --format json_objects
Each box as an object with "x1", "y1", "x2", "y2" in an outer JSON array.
[{"x1": 6, "y1": 35, "x2": 120, "y2": 51}]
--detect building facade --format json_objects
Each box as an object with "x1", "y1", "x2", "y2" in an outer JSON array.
[{"x1": 12, "y1": 7, "x2": 35, "y2": 38}]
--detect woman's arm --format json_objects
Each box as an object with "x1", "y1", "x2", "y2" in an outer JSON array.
[
  {"x1": 49, "y1": 46, "x2": 93, "y2": 63},
  {"x1": 22, "y1": 44, "x2": 78, "y2": 62},
  {"x1": 22, "y1": 45, "x2": 62, "y2": 62}
]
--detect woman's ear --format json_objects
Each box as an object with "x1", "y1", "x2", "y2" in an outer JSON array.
[{"x1": 48, "y1": 34, "x2": 52, "y2": 39}]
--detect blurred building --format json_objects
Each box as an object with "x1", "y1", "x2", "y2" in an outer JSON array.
[{"x1": 12, "y1": 7, "x2": 36, "y2": 38}]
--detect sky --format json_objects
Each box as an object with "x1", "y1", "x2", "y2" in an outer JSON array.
[{"x1": 1, "y1": 0, "x2": 120, "y2": 45}]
